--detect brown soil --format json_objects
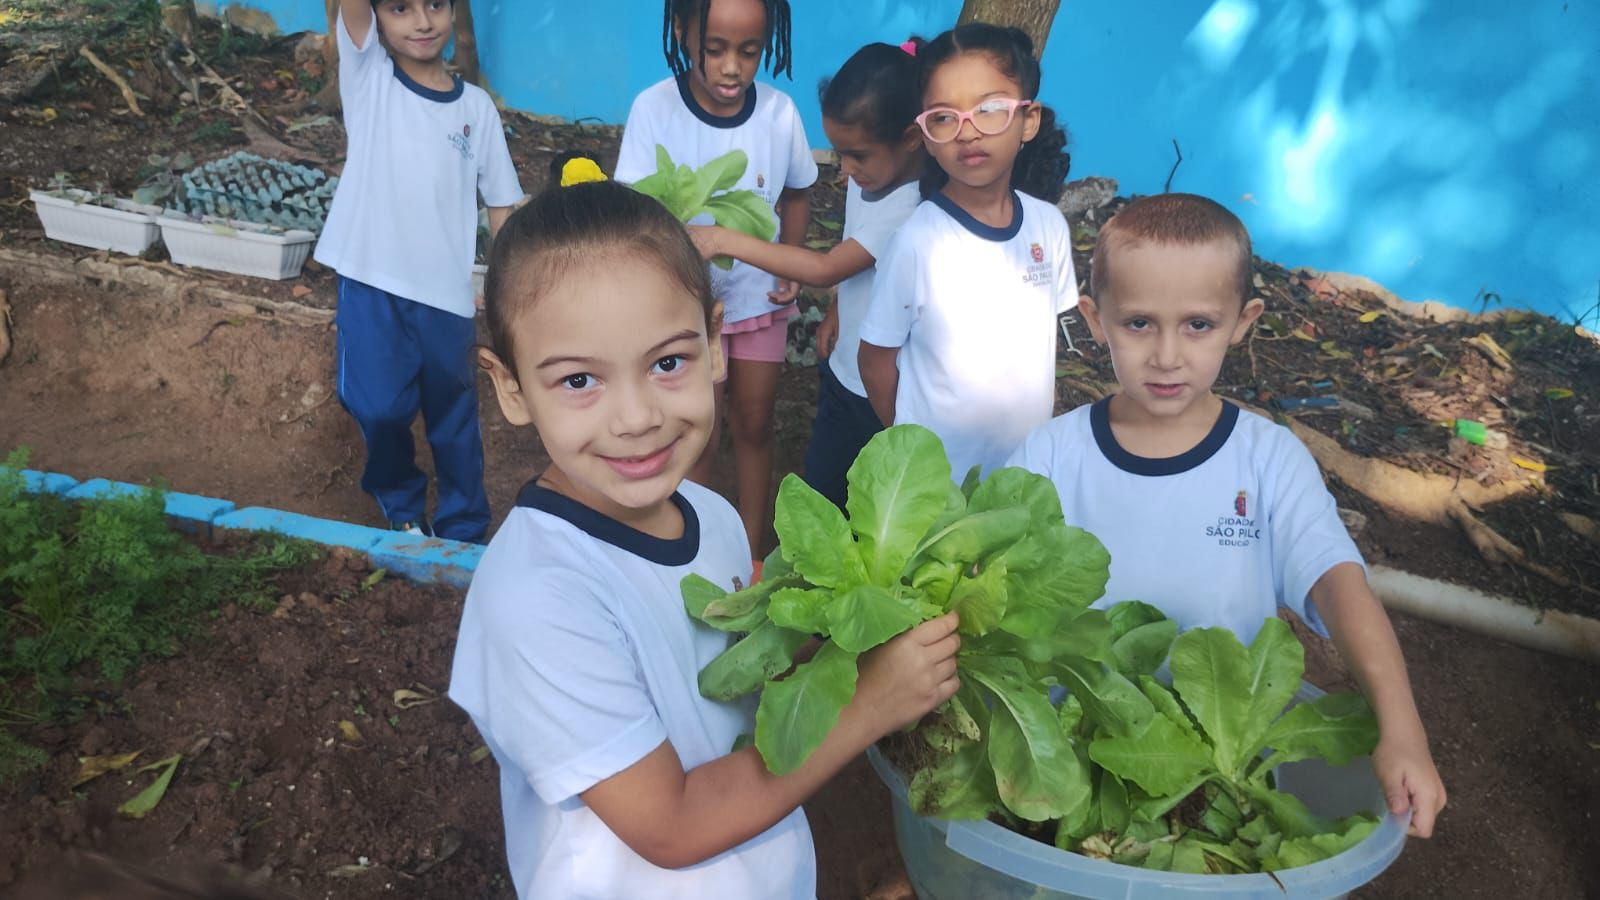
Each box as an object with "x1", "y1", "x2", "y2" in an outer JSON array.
[{"x1": 3, "y1": 6, "x2": 1598, "y2": 899}]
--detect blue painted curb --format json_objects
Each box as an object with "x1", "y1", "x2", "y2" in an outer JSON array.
[
  {"x1": 370, "y1": 532, "x2": 485, "y2": 589},
  {"x1": 15, "y1": 469, "x2": 80, "y2": 495},
  {"x1": 11, "y1": 468, "x2": 479, "y2": 588}
]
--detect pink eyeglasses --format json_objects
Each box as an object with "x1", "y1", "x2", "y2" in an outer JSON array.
[{"x1": 915, "y1": 98, "x2": 1034, "y2": 143}]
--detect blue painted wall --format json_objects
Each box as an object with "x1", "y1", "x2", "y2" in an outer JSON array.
[{"x1": 224, "y1": 0, "x2": 1598, "y2": 325}]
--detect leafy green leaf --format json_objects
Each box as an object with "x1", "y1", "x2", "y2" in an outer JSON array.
[
  {"x1": 697, "y1": 622, "x2": 810, "y2": 702},
  {"x1": 964, "y1": 656, "x2": 1089, "y2": 821},
  {"x1": 913, "y1": 508, "x2": 1030, "y2": 569},
  {"x1": 908, "y1": 740, "x2": 998, "y2": 820},
  {"x1": 947, "y1": 562, "x2": 1008, "y2": 636},
  {"x1": 1111, "y1": 620, "x2": 1178, "y2": 679},
  {"x1": 1170, "y1": 619, "x2": 1302, "y2": 778},
  {"x1": 703, "y1": 191, "x2": 779, "y2": 241},
  {"x1": 825, "y1": 584, "x2": 925, "y2": 653},
  {"x1": 1054, "y1": 656, "x2": 1155, "y2": 739},
  {"x1": 773, "y1": 475, "x2": 867, "y2": 589},
  {"x1": 754, "y1": 641, "x2": 859, "y2": 775},
  {"x1": 118, "y1": 753, "x2": 181, "y2": 819},
  {"x1": 696, "y1": 148, "x2": 749, "y2": 196},
  {"x1": 1089, "y1": 713, "x2": 1215, "y2": 797},
  {"x1": 768, "y1": 587, "x2": 833, "y2": 634},
  {"x1": 1138, "y1": 675, "x2": 1204, "y2": 743},
  {"x1": 1262, "y1": 816, "x2": 1378, "y2": 870},
  {"x1": 1106, "y1": 600, "x2": 1170, "y2": 638},
  {"x1": 844, "y1": 426, "x2": 953, "y2": 586},
  {"x1": 1258, "y1": 693, "x2": 1378, "y2": 769},
  {"x1": 997, "y1": 526, "x2": 1111, "y2": 624}
]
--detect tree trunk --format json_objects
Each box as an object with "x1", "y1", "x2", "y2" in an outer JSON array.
[
  {"x1": 452, "y1": 0, "x2": 480, "y2": 86},
  {"x1": 316, "y1": 0, "x2": 340, "y2": 110},
  {"x1": 957, "y1": 0, "x2": 1060, "y2": 56}
]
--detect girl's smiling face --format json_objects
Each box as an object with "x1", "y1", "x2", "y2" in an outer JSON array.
[
  {"x1": 920, "y1": 51, "x2": 1041, "y2": 197},
  {"x1": 676, "y1": 0, "x2": 769, "y2": 115},
  {"x1": 483, "y1": 254, "x2": 723, "y2": 534}
]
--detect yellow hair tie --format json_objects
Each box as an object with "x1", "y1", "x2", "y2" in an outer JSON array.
[{"x1": 560, "y1": 158, "x2": 607, "y2": 187}]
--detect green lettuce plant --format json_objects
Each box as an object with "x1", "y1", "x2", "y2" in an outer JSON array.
[
  {"x1": 628, "y1": 145, "x2": 777, "y2": 269},
  {"x1": 683, "y1": 424, "x2": 1113, "y2": 820},
  {"x1": 1066, "y1": 617, "x2": 1382, "y2": 873},
  {"x1": 681, "y1": 426, "x2": 1383, "y2": 875}
]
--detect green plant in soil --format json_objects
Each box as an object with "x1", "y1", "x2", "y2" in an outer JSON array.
[
  {"x1": 1065, "y1": 617, "x2": 1381, "y2": 873},
  {"x1": 0, "y1": 448, "x2": 317, "y2": 783},
  {"x1": 682, "y1": 426, "x2": 1382, "y2": 875},
  {"x1": 627, "y1": 145, "x2": 778, "y2": 269}
]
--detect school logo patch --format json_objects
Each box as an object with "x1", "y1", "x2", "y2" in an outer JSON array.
[
  {"x1": 447, "y1": 127, "x2": 474, "y2": 161},
  {"x1": 463, "y1": 123, "x2": 472, "y2": 138},
  {"x1": 1030, "y1": 242, "x2": 1044, "y2": 263},
  {"x1": 757, "y1": 173, "x2": 766, "y2": 189},
  {"x1": 1207, "y1": 489, "x2": 1261, "y2": 548}
]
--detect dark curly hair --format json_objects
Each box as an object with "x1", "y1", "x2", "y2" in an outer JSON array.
[
  {"x1": 663, "y1": 0, "x2": 793, "y2": 81},
  {"x1": 915, "y1": 23, "x2": 1071, "y2": 203},
  {"x1": 818, "y1": 39, "x2": 923, "y2": 144}
]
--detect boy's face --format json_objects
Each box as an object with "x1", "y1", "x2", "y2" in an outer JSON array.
[
  {"x1": 374, "y1": 0, "x2": 453, "y2": 64},
  {"x1": 920, "y1": 52, "x2": 1041, "y2": 196},
  {"x1": 483, "y1": 256, "x2": 723, "y2": 528},
  {"x1": 1081, "y1": 238, "x2": 1263, "y2": 426},
  {"x1": 676, "y1": 0, "x2": 767, "y2": 114}
]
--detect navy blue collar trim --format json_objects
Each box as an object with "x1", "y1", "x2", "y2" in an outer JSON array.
[
  {"x1": 1090, "y1": 398, "x2": 1239, "y2": 476},
  {"x1": 676, "y1": 74, "x2": 757, "y2": 128},
  {"x1": 392, "y1": 60, "x2": 464, "y2": 103},
  {"x1": 931, "y1": 191, "x2": 1024, "y2": 242},
  {"x1": 515, "y1": 480, "x2": 700, "y2": 566}
]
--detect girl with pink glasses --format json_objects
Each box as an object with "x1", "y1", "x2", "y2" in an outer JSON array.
[{"x1": 858, "y1": 22, "x2": 1076, "y2": 481}]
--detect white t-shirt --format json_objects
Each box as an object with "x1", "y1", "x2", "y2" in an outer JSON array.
[
  {"x1": 859, "y1": 191, "x2": 1077, "y2": 479},
  {"x1": 448, "y1": 480, "x2": 816, "y2": 900},
  {"x1": 615, "y1": 76, "x2": 818, "y2": 326},
  {"x1": 314, "y1": 11, "x2": 523, "y2": 318},
  {"x1": 831, "y1": 179, "x2": 922, "y2": 397},
  {"x1": 1006, "y1": 400, "x2": 1365, "y2": 643}
]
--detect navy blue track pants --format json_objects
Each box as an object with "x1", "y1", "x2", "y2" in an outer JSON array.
[{"x1": 334, "y1": 276, "x2": 488, "y2": 542}]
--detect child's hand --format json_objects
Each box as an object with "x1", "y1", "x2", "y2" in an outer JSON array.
[
  {"x1": 1372, "y1": 731, "x2": 1446, "y2": 838},
  {"x1": 687, "y1": 225, "x2": 723, "y2": 261},
  {"x1": 768, "y1": 279, "x2": 801, "y2": 305},
  {"x1": 852, "y1": 612, "x2": 961, "y2": 735},
  {"x1": 815, "y1": 301, "x2": 839, "y2": 358}
]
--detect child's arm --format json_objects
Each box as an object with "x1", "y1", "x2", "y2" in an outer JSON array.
[
  {"x1": 858, "y1": 342, "x2": 899, "y2": 426},
  {"x1": 768, "y1": 186, "x2": 812, "y2": 304},
  {"x1": 339, "y1": 0, "x2": 373, "y2": 46},
  {"x1": 486, "y1": 206, "x2": 512, "y2": 243},
  {"x1": 581, "y1": 612, "x2": 960, "y2": 868},
  {"x1": 1311, "y1": 563, "x2": 1446, "y2": 838},
  {"x1": 689, "y1": 226, "x2": 875, "y2": 290}
]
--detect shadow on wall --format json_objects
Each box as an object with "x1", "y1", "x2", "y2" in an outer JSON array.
[{"x1": 1053, "y1": 0, "x2": 1598, "y2": 325}]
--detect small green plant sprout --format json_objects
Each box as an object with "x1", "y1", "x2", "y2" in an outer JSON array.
[
  {"x1": 131, "y1": 152, "x2": 196, "y2": 207},
  {"x1": 628, "y1": 145, "x2": 778, "y2": 269}
]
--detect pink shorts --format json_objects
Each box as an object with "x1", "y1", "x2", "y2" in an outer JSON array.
[{"x1": 719, "y1": 306, "x2": 794, "y2": 366}]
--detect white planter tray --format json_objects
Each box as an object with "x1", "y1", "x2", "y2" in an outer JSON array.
[
  {"x1": 158, "y1": 214, "x2": 316, "y2": 281},
  {"x1": 31, "y1": 189, "x2": 162, "y2": 255}
]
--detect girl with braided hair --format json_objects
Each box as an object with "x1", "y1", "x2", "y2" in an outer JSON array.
[{"x1": 616, "y1": 0, "x2": 817, "y2": 567}]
